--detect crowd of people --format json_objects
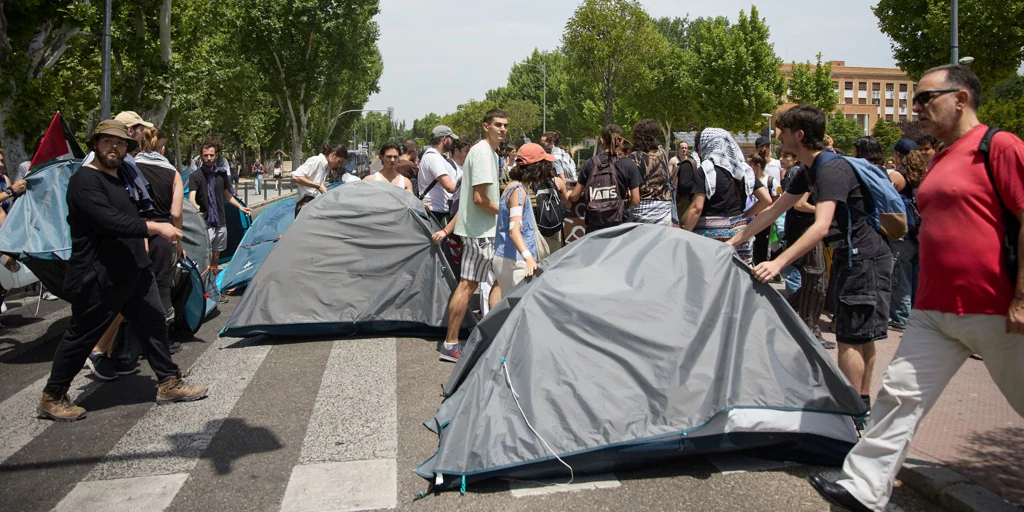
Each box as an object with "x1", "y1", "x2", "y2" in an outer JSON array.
[{"x1": 1, "y1": 62, "x2": 1020, "y2": 512}]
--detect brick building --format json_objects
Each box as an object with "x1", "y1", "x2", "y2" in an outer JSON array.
[{"x1": 777, "y1": 60, "x2": 917, "y2": 135}]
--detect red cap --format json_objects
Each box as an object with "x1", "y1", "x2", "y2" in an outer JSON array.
[{"x1": 516, "y1": 143, "x2": 556, "y2": 166}]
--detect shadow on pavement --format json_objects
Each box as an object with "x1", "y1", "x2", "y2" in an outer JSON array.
[
  {"x1": 948, "y1": 426, "x2": 1024, "y2": 506},
  {"x1": 0, "y1": 418, "x2": 282, "y2": 476}
]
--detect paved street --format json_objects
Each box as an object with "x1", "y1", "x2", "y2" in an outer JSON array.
[{"x1": 0, "y1": 204, "x2": 1016, "y2": 511}]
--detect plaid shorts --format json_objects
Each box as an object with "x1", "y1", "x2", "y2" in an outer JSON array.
[{"x1": 460, "y1": 237, "x2": 495, "y2": 283}]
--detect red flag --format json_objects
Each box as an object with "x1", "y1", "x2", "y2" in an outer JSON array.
[{"x1": 29, "y1": 112, "x2": 85, "y2": 171}]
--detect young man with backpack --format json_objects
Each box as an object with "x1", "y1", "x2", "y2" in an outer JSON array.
[
  {"x1": 727, "y1": 103, "x2": 898, "y2": 430},
  {"x1": 807, "y1": 64, "x2": 1024, "y2": 512},
  {"x1": 568, "y1": 124, "x2": 640, "y2": 233},
  {"x1": 532, "y1": 168, "x2": 570, "y2": 259}
]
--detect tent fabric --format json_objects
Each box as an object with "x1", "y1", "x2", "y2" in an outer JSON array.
[
  {"x1": 218, "y1": 197, "x2": 252, "y2": 263},
  {"x1": 217, "y1": 181, "x2": 346, "y2": 294},
  {"x1": 180, "y1": 201, "x2": 221, "y2": 316},
  {"x1": 417, "y1": 224, "x2": 865, "y2": 490},
  {"x1": 220, "y1": 180, "x2": 476, "y2": 338}
]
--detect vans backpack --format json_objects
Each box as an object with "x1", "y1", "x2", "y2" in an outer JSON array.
[
  {"x1": 816, "y1": 152, "x2": 908, "y2": 241},
  {"x1": 583, "y1": 154, "x2": 624, "y2": 228},
  {"x1": 534, "y1": 179, "x2": 565, "y2": 237}
]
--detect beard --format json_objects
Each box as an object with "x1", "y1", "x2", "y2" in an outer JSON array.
[{"x1": 96, "y1": 150, "x2": 124, "y2": 170}]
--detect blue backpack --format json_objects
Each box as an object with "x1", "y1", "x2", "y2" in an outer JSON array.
[{"x1": 815, "y1": 152, "x2": 908, "y2": 241}]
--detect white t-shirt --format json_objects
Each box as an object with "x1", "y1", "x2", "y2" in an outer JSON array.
[
  {"x1": 291, "y1": 153, "x2": 329, "y2": 199},
  {"x1": 417, "y1": 148, "x2": 456, "y2": 212},
  {"x1": 340, "y1": 172, "x2": 360, "y2": 183}
]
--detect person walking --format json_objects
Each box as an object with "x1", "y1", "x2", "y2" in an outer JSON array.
[
  {"x1": 418, "y1": 126, "x2": 459, "y2": 226},
  {"x1": 809, "y1": 64, "x2": 1024, "y2": 512},
  {"x1": 36, "y1": 120, "x2": 208, "y2": 422},
  {"x1": 188, "y1": 138, "x2": 252, "y2": 268},
  {"x1": 625, "y1": 119, "x2": 674, "y2": 226},
  {"x1": 365, "y1": 143, "x2": 415, "y2": 194},
  {"x1": 568, "y1": 124, "x2": 641, "y2": 234},
  {"x1": 251, "y1": 157, "x2": 264, "y2": 195},
  {"x1": 441, "y1": 109, "x2": 508, "y2": 362},
  {"x1": 683, "y1": 128, "x2": 772, "y2": 265}
]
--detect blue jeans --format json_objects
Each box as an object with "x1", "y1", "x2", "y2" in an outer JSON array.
[
  {"x1": 782, "y1": 265, "x2": 802, "y2": 297},
  {"x1": 254, "y1": 174, "x2": 263, "y2": 195},
  {"x1": 889, "y1": 239, "x2": 918, "y2": 326}
]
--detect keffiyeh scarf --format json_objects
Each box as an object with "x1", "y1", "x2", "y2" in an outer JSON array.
[{"x1": 697, "y1": 128, "x2": 755, "y2": 199}]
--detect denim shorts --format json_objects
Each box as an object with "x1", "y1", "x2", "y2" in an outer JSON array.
[{"x1": 834, "y1": 253, "x2": 893, "y2": 344}]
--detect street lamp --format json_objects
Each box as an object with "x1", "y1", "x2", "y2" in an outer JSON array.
[
  {"x1": 513, "y1": 61, "x2": 547, "y2": 134},
  {"x1": 958, "y1": 56, "x2": 975, "y2": 66},
  {"x1": 761, "y1": 113, "x2": 773, "y2": 137},
  {"x1": 951, "y1": 0, "x2": 959, "y2": 64}
]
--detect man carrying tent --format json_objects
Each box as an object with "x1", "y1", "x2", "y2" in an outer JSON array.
[
  {"x1": 291, "y1": 143, "x2": 348, "y2": 217},
  {"x1": 727, "y1": 104, "x2": 894, "y2": 430},
  {"x1": 189, "y1": 137, "x2": 252, "y2": 270},
  {"x1": 37, "y1": 120, "x2": 208, "y2": 422},
  {"x1": 440, "y1": 109, "x2": 508, "y2": 362}
]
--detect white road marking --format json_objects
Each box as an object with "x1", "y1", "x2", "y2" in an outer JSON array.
[
  {"x1": 54, "y1": 473, "x2": 189, "y2": 512},
  {"x1": 279, "y1": 459, "x2": 397, "y2": 512},
  {"x1": 508, "y1": 473, "x2": 621, "y2": 497}
]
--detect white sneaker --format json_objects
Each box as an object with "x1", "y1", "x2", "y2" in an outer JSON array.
[{"x1": 41, "y1": 291, "x2": 58, "y2": 301}]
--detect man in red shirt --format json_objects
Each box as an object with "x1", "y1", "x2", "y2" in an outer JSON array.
[{"x1": 810, "y1": 65, "x2": 1024, "y2": 512}]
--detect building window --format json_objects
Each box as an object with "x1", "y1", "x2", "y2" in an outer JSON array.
[
  {"x1": 845, "y1": 81, "x2": 854, "y2": 90},
  {"x1": 833, "y1": 81, "x2": 840, "y2": 92},
  {"x1": 886, "y1": 114, "x2": 894, "y2": 121},
  {"x1": 872, "y1": 82, "x2": 881, "y2": 91},
  {"x1": 845, "y1": 97, "x2": 853, "y2": 104},
  {"x1": 872, "y1": 98, "x2": 880, "y2": 105},
  {"x1": 859, "y1": 98, "x2": 867, "y2": 104},
  {"x1": 899, "y1": 83, "x2": 907, "y2": 92},
  {"x1": 859, "y1": 82, "x2": 867, "y2": 91},
  {"x1": 886, "y1": 99, "x2": 894, "y2": 107}
]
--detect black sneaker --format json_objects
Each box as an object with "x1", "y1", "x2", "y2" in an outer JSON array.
[
  {"x1": 818, "y1": 338, "x2": 837, "y2": 350},
  {"x1": 169, "y1": 341, "x2": 182, "y2": 354},
  {"x1": 86, "y1": 352, "x2": 118, "y2": 381},
  {"x1": 888, "y1": 321, "x2": 906, "y2": 332},
  {"x1": 110, "y1": 356, "x2": 140, "y2": 375}
]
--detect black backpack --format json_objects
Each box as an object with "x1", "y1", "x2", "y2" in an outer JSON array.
[
  {"x1": 583, "y1": 154, "x2": 624, "y2": 228},
  {"x1": 980, "y1": 126, "x2": 1019, "y2": 283},
  {"x1": 534, "y1": 179, "x2": 565, "y2": 237}
]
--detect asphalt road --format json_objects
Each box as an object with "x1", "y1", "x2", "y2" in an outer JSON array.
[{"x1": 0, "y1": 202, "x2": 937, "y2": 512}]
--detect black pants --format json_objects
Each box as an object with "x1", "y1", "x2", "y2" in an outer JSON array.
[
  {"x1": 428, "y1": 211, "x2": 450, "y2": 230},
  {"x1": 752, "y1": 226, "x2": 772, "y2": 266},
  {"x1": 44, "y1": 267, "x2": 179, "y2": 393},
  {"x1": 294, "y1": 195, "x2": 314, "y2": 218},
  {"x1": 789, "y1": 241, "x2": 827, "y2": 338},
  {"x1": 148, "y1": 234, "x2": 176, "y2": 317}
]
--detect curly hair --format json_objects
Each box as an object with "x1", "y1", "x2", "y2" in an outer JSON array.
[
  {"x1": 901, "y1": 149, "x2": 929, "y2": 186},
  {"x1": 509, "y1": 159, "x2": 554, "y2": 184},
  {"x1": 201, "y1": 136, "x2": 223, "y2": 153},
  {"x1": 631, "y1": 119, "x2": 661, "y2": 152}
]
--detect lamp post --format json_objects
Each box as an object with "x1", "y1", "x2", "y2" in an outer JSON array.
[
  {"x1": 100, "y1": 0, "x2": 112, "y2": 118},
  {"x1": 951, "y1": 0, "x2": 959, "y2": 64},
  {"x1": 761, "y1": 113, "x2": 773, "y2": 137},
  {"x1": 958, "y1": 56, "x2": 974, "y2": 66},
  {"x1": 514, "y1": 61, "x2": 547, "y2": 134}
]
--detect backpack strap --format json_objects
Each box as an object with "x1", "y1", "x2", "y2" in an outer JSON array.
[{"x1": 980, "y1": 126, "x2": 1011, "y2": 213}]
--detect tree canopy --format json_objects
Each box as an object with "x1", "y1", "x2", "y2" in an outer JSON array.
[{"x1": 787, "y1": 53, "x2": 839, "y2": 115}]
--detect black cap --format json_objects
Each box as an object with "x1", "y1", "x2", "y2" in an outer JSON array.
[
  {"x1": 755, "y1": 136, "x2": 772, "y2": 148},
  {"x1": 891, "y1": 137, "x2": 919, "y2": 156}
]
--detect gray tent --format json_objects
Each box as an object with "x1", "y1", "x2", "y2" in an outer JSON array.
[
  {"x1": 417, "y1": 224, "x2": 865, "y2": 491},
  {"x1": 220, "y1": 181, "x2": 475, "y2": 338}
]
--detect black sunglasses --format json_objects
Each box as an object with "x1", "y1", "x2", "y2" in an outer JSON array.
[{"x1": 912, "y1": 89, "x2": 960, "y2": 107}]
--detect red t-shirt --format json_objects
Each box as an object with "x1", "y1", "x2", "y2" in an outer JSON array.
[{"x1": 916, "y1": 124, "x2": 1024, "y2": 315}]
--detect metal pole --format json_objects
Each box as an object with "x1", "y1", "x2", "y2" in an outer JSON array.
[
  {"x1": 950, "y1": 0, "x2": 959, "y2": 64},
  {"x1": 100, "y1": 0, "x2": 112, "y2": 118},
  {"x1": 542, "y1": 63, "x2": 547, "y2": 134}
]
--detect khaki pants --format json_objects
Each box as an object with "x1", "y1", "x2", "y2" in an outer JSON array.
[{"x1": 837, "y1": 309, "x2": 1024, "y2": 511}]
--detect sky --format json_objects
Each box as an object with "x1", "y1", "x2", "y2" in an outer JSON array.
[{"x1": 367, "y1": 1, "x2": 899, "y2": 125}]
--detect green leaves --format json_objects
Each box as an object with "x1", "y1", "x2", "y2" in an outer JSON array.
[
  {"x1": 788, "y1": 53, "x2": 838, "y2": 115},
  {"x1": 871, "y1": 120, "x2": 902, "y2": 159},
  {"x1": 826, "y1": 112, "x2": 864, "y2": 154},
  {"x1": 980, "y1": 96, "x2": 1024, "y2": 138}
]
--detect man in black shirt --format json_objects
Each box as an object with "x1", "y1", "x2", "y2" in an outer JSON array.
[
  {"x1": 38, "y1": 120, "x2": 208, "y2": 422},
  {"x1": 188, "y1": 138, "x2": 251, "y2": 270},
  {"x1": 728, "y1": 104, "x2": 892, "y2": 418}
]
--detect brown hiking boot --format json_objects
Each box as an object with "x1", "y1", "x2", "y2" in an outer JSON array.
[
  {"x1": 156, "y1": 376, "x2": 208, "y2": 405},
  {"x1": 37, "y1": 390, "x2": 87, "y2": 422}
]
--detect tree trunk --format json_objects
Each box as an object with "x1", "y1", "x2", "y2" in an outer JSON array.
[
  {"x1": 173, "y1": 118, "x2": 182, "y2": 171},
  {"x1": 0, "y1": 96, "x2": 29, "y2": 171},
  {"x1": 291, "y1": 122, "x2": 303, "y2": 173},
  {"x1": 661, "y1": 120, "x2": 672, "y2": 150},
  {"x1": 141, "y1": 0, "x2": 173, "y2": 127}
]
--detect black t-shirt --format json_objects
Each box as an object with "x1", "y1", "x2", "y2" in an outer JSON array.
[
  {"x1": 137, "y1": 161, "x2": 175, "y2": 223},
  {"x1": 786, "y1": 155, "x2": 890, "y2": 260},
  {"x1": 65, "y1": 166, "x2": 151, "y2": 297},
  {"x1": 189, "y1": 167, "x2": 228, "y2": 228},
  {"x1": 577, "y1": 152, "x2": 641, "y2": 199},
  {"x1": 783, "y1": 165, "x2": 816, "y2": 245},
  {"x1": 677, "y1": 159, "x2": 695, "y2": 199},
  {"x1": 692, "y1": 165, "x2": 765, "y2": 218}
]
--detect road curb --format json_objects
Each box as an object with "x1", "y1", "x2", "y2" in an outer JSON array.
[
  {"x1": 247, "y1": 191, "x2": 296, "y2": 210},
  {"x1": 899, "y1": 457, "x2": 1022, "y2": 512}
]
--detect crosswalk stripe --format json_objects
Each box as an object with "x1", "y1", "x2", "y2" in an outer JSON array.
[
  {"x1": 85, "y1": 335, "x2": 271, "y2": 482},
  {"x1": 297, "y1": 337, "x2": 398, "y2": 464},
  {"x1": 508, "y1": 473, "x2": 621, "y2": 497},
  {"x1": 282, "y1": 338, "x2": 398, "y2": 511},
  {"x1": 707, "y1": 453, "x2": 795, "y2": 475},
  {"x1": 279, "y1": 459, "x2": 398, "y2": 512},
  {"x1": 54, "y1": 473, "x2": 190, "y2": 512}
]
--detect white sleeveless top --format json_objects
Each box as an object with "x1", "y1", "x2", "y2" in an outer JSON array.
[{"x1": 370, "y1": 172, "x2": 407, "y2": 189}]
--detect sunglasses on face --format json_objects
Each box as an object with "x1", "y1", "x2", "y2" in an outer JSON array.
[{"x1": 912, "y1": 89, "x2": 960, "y2": 107}]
